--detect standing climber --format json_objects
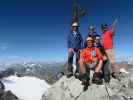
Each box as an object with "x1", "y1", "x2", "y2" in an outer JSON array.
[
  {"x1": 84, "y1": 26, "x2": 98, "y2": 48},
  {"x1": 101, "y1": 19, "x2": 119, "y2": 79},
  {"x1": 67, "y1": 22, "x2": 83, "y2": 78}
]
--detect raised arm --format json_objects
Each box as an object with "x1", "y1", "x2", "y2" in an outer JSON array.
[{"x1": 111, "y1": 19, "x2": 118, "y2": 35}]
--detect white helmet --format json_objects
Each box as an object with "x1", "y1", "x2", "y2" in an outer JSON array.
[
  {"x1": 72, "y1": 22, "x2": 79, "y2": 27},
  {"x1": 86, "y1": 37, "x2": 93, "y2": 41}
]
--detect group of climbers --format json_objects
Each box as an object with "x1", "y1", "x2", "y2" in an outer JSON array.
[{"x1": 67, "y1": 19, "x2": 119, "y2": 91}]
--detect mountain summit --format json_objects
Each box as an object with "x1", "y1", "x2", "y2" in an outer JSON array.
[{"x1": 41, "y1": 70, "x2": 133, "y2": 100}]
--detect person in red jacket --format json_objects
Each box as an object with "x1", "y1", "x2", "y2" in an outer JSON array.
[
  {"x1": 101, "y1": 19, "x2": 119, "y2": 79},
  {"x1": 79, "y1": 37, "x2": 103, "y2": 91}
]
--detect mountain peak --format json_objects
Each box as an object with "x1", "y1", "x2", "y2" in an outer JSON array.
[{"x1": 41, "y1": 72, "x2": 133, "y2": 100}]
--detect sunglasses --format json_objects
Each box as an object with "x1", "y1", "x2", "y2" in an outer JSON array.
[{"x1": 87, "y1": 40, "x2": 93, "y2": 43}]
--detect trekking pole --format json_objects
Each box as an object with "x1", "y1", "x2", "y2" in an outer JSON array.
[{"x1": 104, "y1": 82, "x2": 112, "y2": 100}]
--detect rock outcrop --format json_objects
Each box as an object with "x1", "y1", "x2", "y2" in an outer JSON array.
[
  {"x1": 0, "y1": 81, "x2": 19, "y2": 100},
  {"x1": 0, "y1": 90, "x2": 19, "y2": 100},
  {"x1": 41, "y1": 71, "x2": 133, "y2": 100}
]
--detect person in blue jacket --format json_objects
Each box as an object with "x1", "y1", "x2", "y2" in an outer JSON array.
[{"x1": 67, "y1": 22, "x2": 83, "y2": 78}]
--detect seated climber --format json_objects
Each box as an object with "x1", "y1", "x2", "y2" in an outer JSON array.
[
  {"x1": 79, "y1": 36, "x2": 104, "y2": 91},
  {"x1": 94, "y1": 35, "x2": 111, "y2": 82}
]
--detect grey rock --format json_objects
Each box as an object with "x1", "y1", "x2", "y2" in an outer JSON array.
[
  {"x1": 0, "y1": 90, "x2": 19, "y2": 100},
  {"x1": 41, "y1": 72, "x2": 133, "y2": 100},
  {"x1": 0, "y1": 81, "x2": 19, "y2": 100}
]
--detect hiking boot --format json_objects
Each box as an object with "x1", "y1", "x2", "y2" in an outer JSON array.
[
  {"x1": 74, "y1": 72, "x2": 80, "y2": 79},
  {"x1": 104, "y1": 74, "x2": 110, "y2": 83},
  {"x1": 81, "y1": 73, "x2": 90, "y2": 91},
  {"x1": 111, "y1": 72, "x2": 121, "y2": 81},
  {"x1": 92, "y1": 72, "x2": 103, "y2": 85},
  {"x1": 82, "y1": 79, "x2": 90, "y2": 91},
  {"x1": 66, "y1": 71, "x2": 73, "y2": 78},
  {"x1": 83, "y1": 80, "x2": 89, "y2": 91}
]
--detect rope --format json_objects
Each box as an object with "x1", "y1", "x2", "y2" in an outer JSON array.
[{"x1": 104, "y1": 82, "x2": 112, "y2": 100}]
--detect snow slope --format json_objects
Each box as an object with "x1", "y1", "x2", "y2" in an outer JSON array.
[{"x1": 1, "y1": 76, "x2": 50, "y2": 100}]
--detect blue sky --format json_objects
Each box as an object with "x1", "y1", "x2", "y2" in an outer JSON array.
[{"x1": 0, "y1": 0, "x2": 133, "y2": 62}]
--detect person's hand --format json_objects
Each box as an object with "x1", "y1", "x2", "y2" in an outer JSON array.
[
  {"x1": 113, "y1": 19, "x2": 118, "y2": 25},
  {"x1": 103, "y1": 55, "x2": 107, "y2": 60},
  {"x1": 93, "y1": 57, "x2": 98, "y2": 62},
  {"x1": 68, "y1": 48, "x2": 74, "y2": 53},
  {"x1": 111, "y1": 18, "x2": 118, "y2": 34},
  {"x1": 79, "y1": 49, "x2": 83, "y2": 52}
]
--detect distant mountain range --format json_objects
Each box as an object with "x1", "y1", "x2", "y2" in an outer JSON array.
[
  {"x1": 117, "y1": 57, "x2": 133, "y2": 65},
  {"x1": 0, "y1": 57, "x2": 133, "y2": 84},
  {"x1": 0, "y1": 62, "x2": 66, "y2": 84}
]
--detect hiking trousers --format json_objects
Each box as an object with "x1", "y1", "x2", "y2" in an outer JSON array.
[{"x1": 68, "y1": 49, "x2": 80, "y2": 73}]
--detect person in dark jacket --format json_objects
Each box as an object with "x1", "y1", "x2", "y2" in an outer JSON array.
[
  {"x1": 67, "y1": 22, "x2": 83, "y2": 78},
  {"x1": 94, "y1": 35, "x2": 111, "y2": 82},
  {"x1": 84, "y1": 26, "x2": 98, "y2": 48},
  {"x1": 94, "y1": 35, "x2": 106, "y2": 55}
]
